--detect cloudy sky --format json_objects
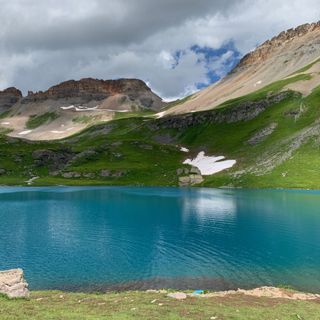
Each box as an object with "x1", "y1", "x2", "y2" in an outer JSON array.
[{"x1": 0, "y1": 0, "x2": 319, "y2": 100}]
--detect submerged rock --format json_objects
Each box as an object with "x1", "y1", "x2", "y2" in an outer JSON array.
[{"x1": 0, "y1": 268, "x2": 29, "y2": 298}]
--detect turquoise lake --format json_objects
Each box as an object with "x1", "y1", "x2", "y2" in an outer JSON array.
[{"x1": 0, "y1": 187, "x2": 320, "y2": 292}]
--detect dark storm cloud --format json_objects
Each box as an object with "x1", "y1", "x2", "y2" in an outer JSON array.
[
  {"x1": 0, "y1": 0, "x2": 318, "y2": 98},
  {"x1": 1, "y1": 0, "x2": 238, "y2": 52}
]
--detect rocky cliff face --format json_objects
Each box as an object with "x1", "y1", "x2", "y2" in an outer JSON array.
[
  {"x1": 166, "y1": 21, "x2": 320, "y2": 115},
  {"x1": 235, "y1": 22, "x2": 320, "y2": 70},
  {"x1": 21, "y1": 78, "x2": 164, "y2": 110},
  {"x1": 152, "y1": 92, "x2": 290, "y2": 131},
  {"x1": 0, "y1": 87, "x2": 22, "y2": 112}
]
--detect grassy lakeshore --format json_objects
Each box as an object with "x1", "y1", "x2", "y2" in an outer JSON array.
[{"x1": 0, "y1": 290, "x2": 320, "y2": 319}]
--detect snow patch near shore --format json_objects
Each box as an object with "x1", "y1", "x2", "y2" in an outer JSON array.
[{"x1": 183, "y1": 151, "x2": 236, "y2": 175}]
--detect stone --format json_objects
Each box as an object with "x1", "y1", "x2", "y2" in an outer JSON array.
[
  {"x1": 248, "y1": 123, "x2": 278, "y2": 145},
  {"x1": 189, "y1": 174, "x2": 204, "y2": 184},
  {"x1": 100, "y1": 169, "x2": 111, "y2": 177},
  {"x1": 167, "y1": 292, "x2": 187, "y2": 300},
  {"x1": 83, "y1": 172, "x2": 95, "y2": 178},
  {"x1": 176, "y1": 168, "x2": 184, "y2": 175},
  {"x1": 190, "y1": 166, "x2": 201, "y2": 175},
  {"x1": 0, "y1": 168, "x2": 6, "y2": 175},
  {"x1": 139, "y1": 144, "x2": 153, "y2": 150},
  {"x1": 71, "y1": 150, "x2": 97, "y2": 163},
  {"x1": 179, "y1": 174, "x2": 204, "y2": 186},
  {"x1": 32, "y1": 149, "x2": 73, "y2": 171},
  {"x1": 0, "y1": 269, "x2": 29, "y2": 298},
  {"x1": 112, "y1": 170, "x2": 127, "y2": 177},
  {"x1": 62, "y1": 172, "x2": 81, "y2": 178},
  {"x1": 178, "y1": 176, "x2": 191, "y2": 187},
  {"x1": 111, "y1": 141, "x2": 123, "y2": 147}
]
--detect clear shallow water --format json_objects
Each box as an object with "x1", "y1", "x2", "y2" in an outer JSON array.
[{"x1": 0, "y1": 187, "x2": 320, "y2": 292}]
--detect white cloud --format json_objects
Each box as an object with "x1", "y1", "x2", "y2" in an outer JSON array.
[{"x1": 0, "y1": 0, "x2": 318, "y2": 99}]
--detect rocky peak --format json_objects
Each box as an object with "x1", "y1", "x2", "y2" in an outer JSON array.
[
  {"x1": 0, "y1": 87, "x2": 22, "y2": 112},
  {"x1": 23, "y1": 78, "x2": 155, "y2": 101},
  {"x1": 20, "y1": 77, "x2": 164, "y2": 110},
  {"x1": 234, "y1": 21, "x2": 320, "y2": 70}
]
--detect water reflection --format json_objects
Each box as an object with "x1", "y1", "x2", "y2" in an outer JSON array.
[
  {"x1": 182, "y1": 188, "x2": 236, "y2": 221},
  {"x1": 0, "y1": 187, "x2": 320, "y2": 292}
]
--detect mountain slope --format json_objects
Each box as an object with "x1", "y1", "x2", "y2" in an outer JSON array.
[
  {"x1": 0, "y1": 22, "x2": 319, "y2": 189},
  {"x1": 0, "y1": 72, "x2": 319, "y2": 189},
  {"x1": 0, "y1": 78, "x2": 165, "y2": 140},
  {"x1": 164, "y1": 22, "x2": 320, "y2": 115}
]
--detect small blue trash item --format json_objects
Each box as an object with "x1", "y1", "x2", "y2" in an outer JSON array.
[{"x1": 192, "y1": 290, "x2": 205, "y2": 295}]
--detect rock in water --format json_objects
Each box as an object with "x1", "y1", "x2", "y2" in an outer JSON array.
[{"x1": 0, "y1": 269, "x2": 30, "y2": 298}]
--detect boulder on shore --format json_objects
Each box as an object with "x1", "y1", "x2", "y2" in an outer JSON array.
[
  {"x1": 167, "y1": 292, "x2": 187, "y2": 300},
  {"x1": 0, "y1": 268, "x2": 29, "y2": 298}
]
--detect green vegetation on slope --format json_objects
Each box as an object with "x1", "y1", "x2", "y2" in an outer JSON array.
[
  {"x1": 26, "y1": 112, "x2": 59, "y2": 129},
  {"x1": 291, "y1": 57, "x2": 320, "y2": 75},
  {"x1": 72, "y1": 115, "x2": 102, "y2": 124},
  {"x1": 113, "y1": 109, "x2": 155, "y2": 120},
  {"x1": 216, "y1": 73, "x2": 311, "y2": 109},
  {"x1": 0, "y1": 290, "x2": 319, "y2": 320},
  {"x1": 0, "y1": 70, "x2": 319, "y2": 188},
  {"x1": 0, "y1": 110, "x2": 10, "y2": 119}
]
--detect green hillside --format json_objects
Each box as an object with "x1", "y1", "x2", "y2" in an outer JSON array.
[{"x1": 0, "y1": 71, "x2": 320, "y2": 189}]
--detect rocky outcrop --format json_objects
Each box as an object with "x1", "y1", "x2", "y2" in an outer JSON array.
[
  {"x1": 0, "y1": 87, "x2": 22, "y2": 112},
  {"x1": 188, "y1": 286, "x2": 320, "y2": 300},
  {"x1": 247, "y1": 122, "x2": 278, "y2": 145},
  {"x1": 178, "y1": 174, "x2": 204, "y2": 186},
  {"x1": 0, "y1": 269, "x2": 29, "y2": 298},
  {"x1": 21, "y1": 78, "x2": 164, "y2": 110},
  {"x1": 166, "y1": 21, "x2": 320, "y2": 115},
  {"x1": 99, "y1": 169, "x2": 127, "y2": 177},
  {"x1": 32, "y1": 149, "x2": 74, "y2": 171},
  {"x1": 234, "y1": 21, "x2": 320, "y2": 70},
  {"x1": 177, "y1": 166, "x2": 204, "y2": 186},
  {"x1": 152, "y1": 92, "x2": 290, "y2": 131}
]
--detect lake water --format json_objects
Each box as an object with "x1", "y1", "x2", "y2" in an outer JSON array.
[{"x1": 0, "y1": 187, "x2": 320, "y2": 292}]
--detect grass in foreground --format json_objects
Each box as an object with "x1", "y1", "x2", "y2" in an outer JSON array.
[{"x1": 0, "y1": 290, "x2": 319, "y2": 320}]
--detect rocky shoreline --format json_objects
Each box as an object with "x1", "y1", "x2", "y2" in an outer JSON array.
[
  {"x1": 0, "y1": 269, "x2": 29, "y2": 298},
  {"x1": 1, "y1": 268, "x2": 319, "y2": 302}
]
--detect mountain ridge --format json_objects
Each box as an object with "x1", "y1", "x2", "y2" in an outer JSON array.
[
  {"x1": 0, "y1": 21, "x2": 320, "y2": 189},
  {"x1": 0, "y1": 77, "x2": 165, "y2": 140},
  {"x1": 163, "y1": 21, "x2": 320, "y2": 115}
]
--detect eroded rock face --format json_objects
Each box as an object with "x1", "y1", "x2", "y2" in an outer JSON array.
[
  {"x1": 0, "y1": 87, "x2": 22, "y2": 112},
  {"x1": 235, "y1": 22, "x2": 320, "y2": 69},
  {"x1": 0, "y1": 269, "x2": 29, "y2": 298},
  {"x1": 32, "y1": 149, "x2": 74, "y2": 171},
  {"x1": 21, "y1": 78, "x2": 164, "y2": 110},
  {"x1": 152, "y1": 92, "x2": 290, "y2": 131},
  {"x1": 178, "y1": 174, "x2": 204, "y2": 187},
  {"x1": 247, "y1": 123, "x2": 278, "y2": 145}
]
